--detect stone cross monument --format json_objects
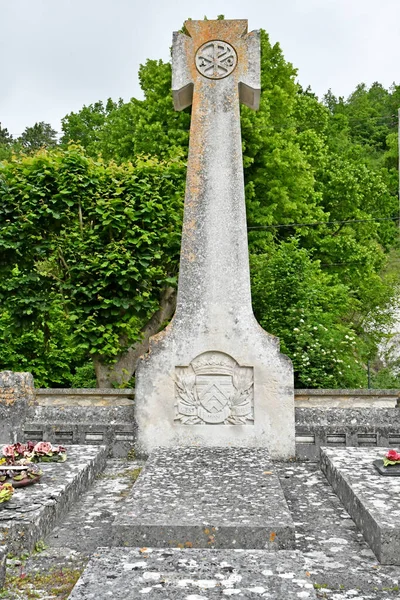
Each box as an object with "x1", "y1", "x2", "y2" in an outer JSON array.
[{"x1": 135, "y1": 19, "x2": 295, "y2": 459}]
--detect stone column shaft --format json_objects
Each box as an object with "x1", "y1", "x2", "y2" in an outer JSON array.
[{"x1": 176, "y1": 75, "x2": 252, "y2": 328}]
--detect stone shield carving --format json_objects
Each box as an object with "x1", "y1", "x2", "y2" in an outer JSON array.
[{"x1": 175, "y1": 351, "x2": 254, "y2": 425}]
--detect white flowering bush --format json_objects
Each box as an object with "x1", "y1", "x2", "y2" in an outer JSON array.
[{"x1": 251, "y1": 240, "x2": 371, "y2": 388}]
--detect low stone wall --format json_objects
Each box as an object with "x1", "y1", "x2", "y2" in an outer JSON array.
[
  {"x1": 2, "y1": 377, "x2": 400, "y2": 459},
  {"x1": 294, "y1": 389, "x2": 400, "y2": 460},
  {"x1": 295, "y1": 388, "x2": 400, "y2": 408},
  {"x1": 27, "y1": 388, "x2": 136, "y2": 457}
]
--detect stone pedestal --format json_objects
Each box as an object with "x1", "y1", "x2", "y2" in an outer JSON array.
[
  {"x1": 135, "y1": 19, "x2": 295, "y2": 459},
  {"x1": 0, "y1": 371, "x2": 36, "y2": 443}
]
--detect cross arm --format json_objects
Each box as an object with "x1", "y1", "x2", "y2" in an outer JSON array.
[
  {"x1": 172, "y1": 31, "x2": 194, "y2": 111},
  {"x1": 239, "y1": 30, "x2": 261, "y2": 110}
]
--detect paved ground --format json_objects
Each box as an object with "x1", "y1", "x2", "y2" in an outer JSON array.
[{"x1": 1, "y1": 459, "x2": 400, "y2": 599}]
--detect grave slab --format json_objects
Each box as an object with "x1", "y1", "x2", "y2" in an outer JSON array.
[
  {"x1": 0, "y1": 445, "x2": 107, "y2": 556},
  {"x1": 68, "y1": 547, "x2": 316, "y2": 599},
  {"x1": 112, "y1": 447, "x2": 295, "y2": 550},
  {"x1": 321, "y1": 446, "x2": 400, "y2": 565}
]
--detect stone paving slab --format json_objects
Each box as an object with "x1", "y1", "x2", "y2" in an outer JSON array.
[
  {"x1": 68, "y1": 547, "x2": 316, "y2": 599},
  {"x1": 320, "y1": 447, "x2": 400, "y2": 565},
  {"x1": 275, "y1": 461, "x2": 400, "y2": 595},
  {"x1": 3, "y1": 459, "x2": 400, "y2": 599},
  {"x1": 113, "y1": 447, "x2": 295, "y2": 550},
  {"x1": 47, "y1": 460, "x2": 144, "y2": 551},
  {"x1": 0, "y1": 445, "x2": 107, "y2": 556}
]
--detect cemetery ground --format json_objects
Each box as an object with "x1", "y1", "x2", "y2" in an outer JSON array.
[{"x1": 1, "y1": 452, "x2": 400, "y2": 599}]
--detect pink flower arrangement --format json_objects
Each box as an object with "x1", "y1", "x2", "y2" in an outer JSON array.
[
  {"x1": 33, "y1": 442, "x2": 53, "y2": 455},
  {"x1": 383, "y1": 449, "x2": 400, "y2": 467},
  {"x1": 2, "y1": 441, "x2": 67, "y2": 464},
  {"x1": 2, "y1": 442, "x2": 33, "y2": 461}
]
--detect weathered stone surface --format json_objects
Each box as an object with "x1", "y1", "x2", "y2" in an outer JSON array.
[
  {"x1": 68, "y1": 547, "x2": 316, "y2": 599},
  {"x1": 24, "y1": 404, "x2": 136, "y2": 457},
  {"x1": 0, "y1": 372, "x2": 36, "y2": 443},
  {"x1": 1, "y1": 383, "x2": 398, "y2": 460},
  {"x1": 321, "y1": 446, "x2": 400, "y2": 564},
  {"x1": 4, "y1": 459, "x2": 400, "y2": 598},
  {"x1": 24, "y1": 389, "x2": 135, "y2": 456},
  {"x1": 46, "y1": 459, "x2": 144, "y2": 551},
  {"x1": 276, "y1": 461, "x2": 400, "y2": 595},
  {"x1": 0, "y1": 545, "x2": 6, "y2": 591},
  {"x1": 0, "y1": 445, "x2": 107, "y2": 556},
  {"x1": 295, "y1": 406, "x2": 400, "y2": 460},
  {"x1": 35, "y1": 387, "x2": 400, "y2": 407},
  {"x1": 113, "y1": 447, "x2": 295, "y2": 549},
  {"x1": 35, "y1": 388, "x2": 135, "y2": 407},
  {"x1": 296, "y1": 389, "x2": 399, "y2": 408},
  {"x1": 135, "y1": 20, "x2": 294, "y2": 460}
]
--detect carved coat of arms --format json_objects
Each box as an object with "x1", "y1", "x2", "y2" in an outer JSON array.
[{"x1": 175, "y1": 351, "x2": 254, "y2": 425}]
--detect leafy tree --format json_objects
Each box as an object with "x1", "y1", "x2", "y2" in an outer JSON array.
[
  {"x1": 0, "y1": 146, "x2": 185, "y2": 386},
  {"x1": 0, "y1": 123, "x2": 13, "y2": 161},
  {"x1": 61, "y1": 99, "x2": 121, "y2": 157},
  {"x1": 18, "y1": 121, "x2": 58, "y2": 152},
  {"x1": 0, "y1": 123, "x2": 12, "y2": 145},
  {"x1": 0, "y1": 298, "x2": 94, "y2": 388},
  {"x1": 251, "y1": 240, "x2": 369, "y2": 387}
]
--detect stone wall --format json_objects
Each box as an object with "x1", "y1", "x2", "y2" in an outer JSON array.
[
  {"x1": 0, "y1": 371, "x2": 36, "y2": 442},
  {"x1": 26, "y1": 388, "x2": 135, "y2": 457},
  {"x1": 295, "y1": 388, "x2": 400, "y2": 408},
  {"x1": 2, "y1": 381, "x2": 400, "y2": 459}
]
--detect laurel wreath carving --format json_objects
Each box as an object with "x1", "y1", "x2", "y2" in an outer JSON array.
[
  {"x1": 175, "y1": 366, "x2": 201, "y2": 424},
  {"x1": 227, "y1": 365, "x2": 254, "y2": 424}
]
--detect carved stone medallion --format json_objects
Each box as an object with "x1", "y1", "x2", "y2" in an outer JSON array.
[
  {"x1": 195, "y1": 40, "x2": 237, "y2": 79},
  {"x1": 175, "y1": 351, "x2": 254, "y2": 425}
]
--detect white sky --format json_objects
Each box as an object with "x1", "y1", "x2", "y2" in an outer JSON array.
[{"x1": 1, "y1": 0, "x2": 400, "y2": 137}]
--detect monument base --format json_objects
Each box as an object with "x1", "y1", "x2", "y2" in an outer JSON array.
[
  {"x1": 135, "y1": 317, "x2": 295, "y2": 460},
  {"x1": 321, "y1": 447, "x2": 400, "y2": 565},
  {"x1": 112, "y1": 447, "x2": 295, "y2": 550}
]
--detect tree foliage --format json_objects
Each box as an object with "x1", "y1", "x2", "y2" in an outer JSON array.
[
  {"x1": 1, "y1": 28, "x2": 399, "y2": 388},
  {"x1": 61, "y1": 99, "x2": 121, "y2": 157},
  {"x1": 0, "y1": 123, "x2": 13, "y2": 161},
  {"x1": 17, "y1": 121, "x2": 58, "y2": 152},
  {"x1": 0, "y1": 147, "x2": 185, "y2": 386}
]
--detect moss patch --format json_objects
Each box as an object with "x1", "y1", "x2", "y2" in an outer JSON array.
[{"x1": 3, "y1": 566, "x2": 83, "y2": 599}]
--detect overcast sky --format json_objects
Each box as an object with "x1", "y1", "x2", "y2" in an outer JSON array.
[{"x1": 1, "y1": 0, "x2": 400, "y2": 137}]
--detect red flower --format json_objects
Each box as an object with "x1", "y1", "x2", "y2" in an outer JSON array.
[
  {"x1": 386, "y1": 449, "x2": 400, "y2": 461},
  {"x1": 26, "y1": 441, "x2": 35, "y2": 452}
]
